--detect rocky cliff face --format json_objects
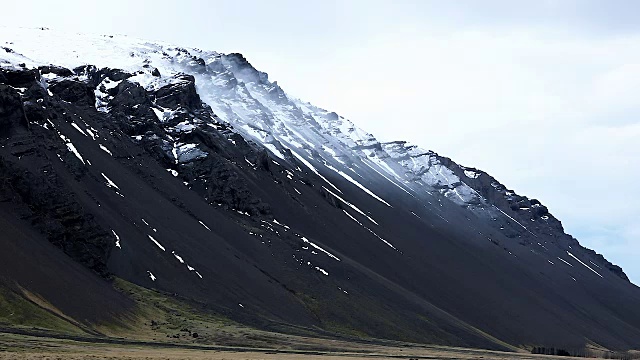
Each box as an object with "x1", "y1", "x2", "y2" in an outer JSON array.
[{"x1": 1, "y1": 28, "x2": 640, "y2": 351}]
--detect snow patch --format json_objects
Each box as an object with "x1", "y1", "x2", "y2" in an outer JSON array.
[
  {"x1": 300, "y1": 236, "x2": 340, "y2": 261},
  {"x1": 567, "y1": 251, "x2": 603, "y2": 278},
  {"x1": 199, "y1": 220, "x2": 211, "y2": 231},
  {"x1": 172, "y1": 251, "x2": 185, "y2": 263},
  {"x1": 71, "y1": 122, "x2": 87, "y2": 136},
  {"x1": 66, "y1": 143, "x2": 85, "y2": 164},
  {"x1": 101, "y1": 173, "x2": 120, "y2": 190},
  {"x1": 557, "y1": 257, "x2": 573, "y2": 267},
  {"x1": 324, "y1": 162, "x2": 391, "y2": 206},
  {"x1": 99, "y1": 144, "x2": 112, "y2": 156},
  {"x1": 291, "y1": 149, "x2": 342, "y2": 193},
  {"x1": 112, "y1": 230, "x2": 121, "y2": 249},
  {"x1": 496, "y1": 206, "x2": 536, "y2": 236},
  {"x1": 463, "y1": 169, "x2": 480, "y2": 179},
  {"x1": 343, "y1": 210, "x2": 396, "y2": 249},
  {"x1": 147, "y1": 235, "x2": 166, "y2": 251},
  {"x1": 323, "y1": 186, "x2": 379, "y2": 225}
]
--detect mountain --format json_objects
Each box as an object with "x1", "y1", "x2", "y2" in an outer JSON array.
[{"x1": 1, "y1": 27, "x2": 639, "y2": 352}]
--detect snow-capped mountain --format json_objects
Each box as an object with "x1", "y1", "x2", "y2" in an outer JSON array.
[{"x1": 1, "y1": 28, "x2": 639, "y2": 351}]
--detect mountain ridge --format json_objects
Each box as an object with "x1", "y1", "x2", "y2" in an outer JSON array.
[{"x1": 1, "y1": 27, "x2": 639, "y2": 351}]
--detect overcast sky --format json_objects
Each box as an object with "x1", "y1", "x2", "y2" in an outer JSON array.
[{"x1": 4, "y1": 0, "x2": 639, "y2": 284}]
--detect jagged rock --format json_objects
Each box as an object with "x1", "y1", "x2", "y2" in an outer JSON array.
[
  {"x1": 0, "y1": 85, "x2": 28, "y2": 136},
  {"x1": 1, "y1": 68, "x2": 39, "y2": 87},
  {"x1": 99, "y1": 68, "x2": 132, "y2": 82},
  {"x1": 49, "y1": 79, "x2": 95, "y2": 105},
  {"x1": 22, "y1": 100, "x2": 47, "y2": 126},
  {"x1": 39, "y1": 65, "x2": 73, "y2": 77},
  {"x1": 0, "y1": 159, "x2": 110, "y2": 276},
  {"x1": 203, "y1": 157, "x2": 270, "y2": 215},
  {"x1": 111, "y1": 80, "x2": 153, "y2": 111},
  {"x1": 223, "y1": 53, "x2": 269, "y2": 84},
  {"x1": 153, "y1": 74, "x2": 201, "y2": 109}
]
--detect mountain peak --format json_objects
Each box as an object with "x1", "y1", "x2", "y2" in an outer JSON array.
[{"x1": 1, "y1": 27, "x2": 639, "y2": 351}]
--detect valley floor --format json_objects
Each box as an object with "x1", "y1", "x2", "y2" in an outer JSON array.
[{"x1": 0, "y1": 331, "x2": 582, "y2": 360}]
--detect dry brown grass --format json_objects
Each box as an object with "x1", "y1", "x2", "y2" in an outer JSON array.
[{"x1": 0, "y1": 332, "x2": 597, "y2": 360}]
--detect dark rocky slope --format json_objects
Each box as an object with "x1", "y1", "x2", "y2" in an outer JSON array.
[{"x1": 0, "y1": 63, "x2": 639, "y2": 353}]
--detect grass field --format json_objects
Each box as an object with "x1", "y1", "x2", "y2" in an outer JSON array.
[{"x1": 0, "y1": 331, "x2": 568, "y2": 360}]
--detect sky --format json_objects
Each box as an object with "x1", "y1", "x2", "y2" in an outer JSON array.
[{"x1": 3, "y1": 0, "x2": 639, "y2": 284}]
